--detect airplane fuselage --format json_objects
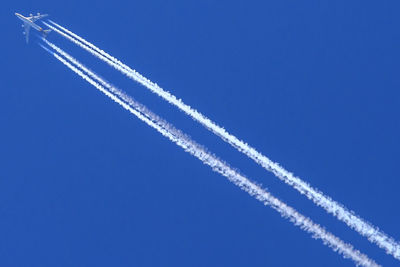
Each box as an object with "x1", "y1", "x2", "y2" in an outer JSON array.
[{"x1": 15, "y1": 13, "x2": 44, "y2": 32}]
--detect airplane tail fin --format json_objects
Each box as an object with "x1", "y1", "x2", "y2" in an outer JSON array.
[{"x1": 42, "y1": 29, "x2": 51, "y2": 38}]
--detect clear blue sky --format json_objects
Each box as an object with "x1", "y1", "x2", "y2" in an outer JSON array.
[{"x1": 1, "y1": 1, "x2": 400, "y2": 266}]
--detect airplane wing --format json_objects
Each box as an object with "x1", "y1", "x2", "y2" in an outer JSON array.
[
  {"x1": 30, "y1": 13, "x2": 48, "y2": 22},
  {"x1": 23, "y1": 23, "x2": 30, "y2": 43}
]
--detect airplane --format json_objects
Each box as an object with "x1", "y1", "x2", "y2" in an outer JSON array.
[{"x1": 15, "y1": 12, "x2": 51, "y2": 43}]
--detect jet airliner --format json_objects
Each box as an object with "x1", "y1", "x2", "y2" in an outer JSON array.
[{"x1": 15, "y1": 12, "x2": 51, "y2": 43}]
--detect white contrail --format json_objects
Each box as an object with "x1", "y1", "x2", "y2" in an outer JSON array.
[
  {"x1": 43, "y1": 38, "x2": 186, "y2": 139},
  {"x1": 45, "y1": 21, "x2": 400, "y2": 260},
  {"x1": 40, "y1": 42, "x2": 380, "y2": 267},
  {"x1": 48, "y1": 20, "x2": 131, "y2": 73},
  {"x1": 43, "y1": 22, "x2": 147, "y2": 84}
]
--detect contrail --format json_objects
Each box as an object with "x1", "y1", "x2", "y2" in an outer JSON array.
[
  {"x1": 43, "y1": 22, "x2": 147, "y2": 84},
  {"x1": 46, "y1": 20, "x2": 400, "y2": 260},
  {"x1": 42, "y1": 38, "x2": 187, "y2": 140},
  {"x1": 44, "y1": 21, "x2": 400, "y2": 260},
  {"x1": 40, "y1": 42, "x2": 380, "y2": 267},
  {"x1": 44, "y1": 21, "x2": 400, "y2": 261},
  {"x1": 48, "y1": 20, "x2": 131, "y2": 74},
  {"x1": 45, "y1": 21, "x2": 400, "y2": 260}
]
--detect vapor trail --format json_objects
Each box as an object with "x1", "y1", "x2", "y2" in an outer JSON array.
[
  {"x1": 48, "y1": 20, "x2": 131, "y2": 73},
  {"x1": 42, "y1": 38, "x2": 184, "y2": 139},
  {"x1": 40, "y1": 42, "x2": 379, "y2": 267},
  {"x1": 45, "y1": 21, "x2": 400, "y2": 260},
  {"x1": 43, "y1": 22, "x2": 146, "y2": 84}
]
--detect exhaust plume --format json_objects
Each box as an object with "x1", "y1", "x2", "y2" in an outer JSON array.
[
  {"x1": 45, "y1": 20, "x2": 400, "y2": 260},
  {"x1": 40, "y1": 42, "x2": 379, "y2": 267}
]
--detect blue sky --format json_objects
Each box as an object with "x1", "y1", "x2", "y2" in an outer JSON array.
[{"x1": 2, "y1": 1, "x2": 400, "y2": 266}]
